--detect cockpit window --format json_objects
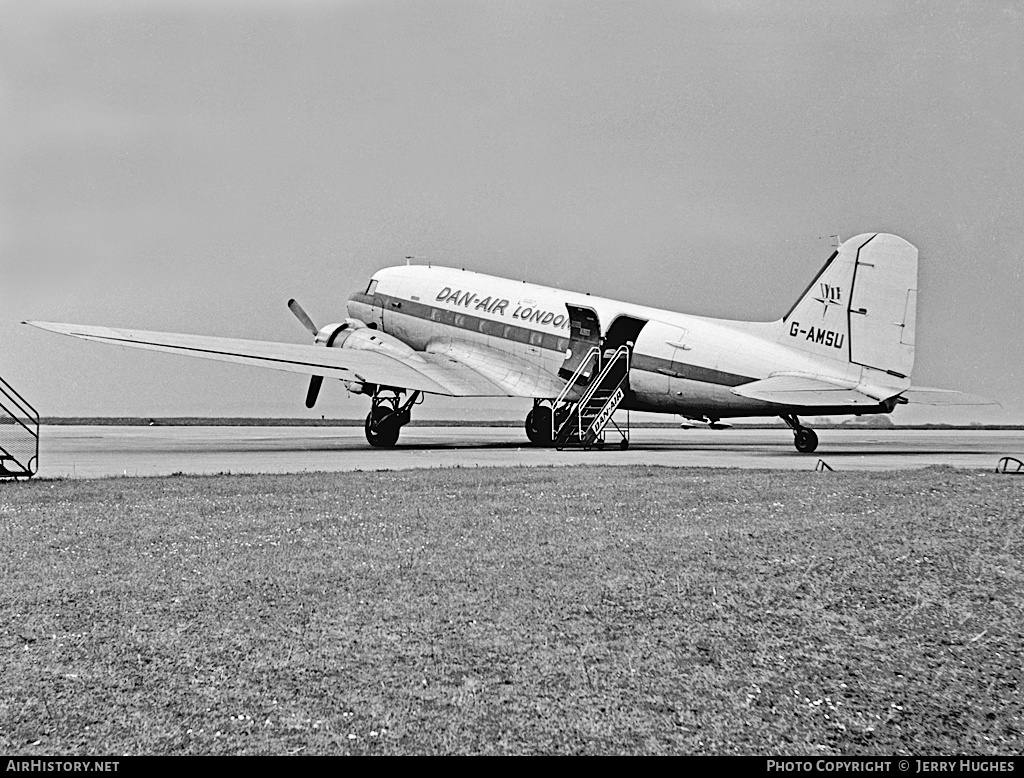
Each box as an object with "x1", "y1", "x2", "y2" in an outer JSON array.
[{"x1": 366, "y1": 279, "x2": 378, "y2": 295}]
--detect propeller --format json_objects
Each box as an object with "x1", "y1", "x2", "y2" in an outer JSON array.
[
  {"x1": 288, "y1": 299, "x2": 325, "y2": 408},
  {"x1": 304, "y1": 376, "x2": 324, "y2": 409},
  {"x1": 288, "y1": 299, "x2": 318, "y2": 337}
]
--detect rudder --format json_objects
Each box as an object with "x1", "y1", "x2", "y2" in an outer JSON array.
[
  {"x1": 781, "y1": 233, "x2": 918, "y2": 379},
  {"x1": 847, "y1": 233, "x2": 917, "y2": 379}
]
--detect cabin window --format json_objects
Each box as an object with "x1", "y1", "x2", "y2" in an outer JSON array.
[{"x1": 548, "y1": 336, "x2": 568, "y2": 352}]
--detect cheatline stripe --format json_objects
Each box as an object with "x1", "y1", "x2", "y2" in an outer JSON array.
[
  {"x1": 632, "y1": 354, "x2": 754, "y2": 387},
  {"x1": 352, "y1": 292, "x2": 572, "y2": 354},
  {"x1": 353, "y1": 293, "x2": 757, "y2": 389}
]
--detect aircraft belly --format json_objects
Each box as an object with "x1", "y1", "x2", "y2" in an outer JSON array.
[{"x1": 630, "y1": 379, "x2": 767, "y2": 414}]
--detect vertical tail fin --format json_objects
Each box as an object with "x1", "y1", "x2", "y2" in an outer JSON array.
[{"x1": 781, "y1": 233, "x2": 918, "y2": 379}]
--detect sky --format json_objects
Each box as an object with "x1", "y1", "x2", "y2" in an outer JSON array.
[{"x1": 1, "y1": 0, "x2": 1022, "y2": 423}]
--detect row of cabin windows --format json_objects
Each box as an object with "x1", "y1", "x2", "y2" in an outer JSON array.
[{"x1": 427, "y1": 307, "x2": 567, "y2": 352}]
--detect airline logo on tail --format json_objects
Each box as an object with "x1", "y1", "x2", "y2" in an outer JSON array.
[{"x1": 813, "y1": 283, "x2": 843, "y2": 315}]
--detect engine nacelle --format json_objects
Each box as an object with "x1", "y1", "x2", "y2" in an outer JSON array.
[
  {"x1": 322, "y1": 323, "x2": 416, "y2": 358},
  {"x1": 315, "y1": 318, "x2": 365, "y2": 347},
  {"x1": 315, "y1": 318, "x2": 416, "y2": 394}
]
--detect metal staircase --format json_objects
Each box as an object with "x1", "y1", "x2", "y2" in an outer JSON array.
[
  {"x1": 0, "y1": 374, "x2": 38, "y2": 479},
  {"x1": 554, "y1": 344, "x2": 631, "y2": 450}
]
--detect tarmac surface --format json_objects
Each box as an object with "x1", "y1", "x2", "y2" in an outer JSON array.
[{"x1": 24, "y1": 425, "x2": 1024, "y2": 479}]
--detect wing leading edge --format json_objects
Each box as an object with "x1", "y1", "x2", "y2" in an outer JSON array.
[{"x1": 23, "y1": 321, "x2": 521, "y2": 397}]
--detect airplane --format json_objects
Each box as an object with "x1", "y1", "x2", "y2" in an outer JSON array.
[{"x1": 25, "y1": 232, "x2": 978, "y2": 452}]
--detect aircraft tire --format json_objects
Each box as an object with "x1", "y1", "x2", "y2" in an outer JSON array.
[
  {"x1": 794, "y1": 428, "x2": 818, "y2": 454},
  {"x1": 525, "y1": 407, "x2": 553, "y2": 447},
  {"x1": 365, "y1": 408, "x2": 401, "y2": 448}
]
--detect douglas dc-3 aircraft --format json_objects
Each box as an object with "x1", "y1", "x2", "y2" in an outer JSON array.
[{"x1": 27, "y1": 232, "x2": 966, "y2": 452}]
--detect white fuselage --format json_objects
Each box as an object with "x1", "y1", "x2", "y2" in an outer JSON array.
[{"x1": 346, "y1": 265, "x2": 879, "y2": 418}]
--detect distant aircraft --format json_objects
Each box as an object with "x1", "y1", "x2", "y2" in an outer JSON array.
[{"x1": 27, "y1": 233, "x2": 979, "y2": 452}]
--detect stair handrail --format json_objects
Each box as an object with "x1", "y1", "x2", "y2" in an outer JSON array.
[
  {"x1": 552, "y1": 346, "x2": 602, "y2": 441},
  {"x1": 557, "y1": 344, "x2": 630, "y2": 445},
  {"x1": 577, "y1": 345, "x2": 630, "y2": 441},
  {"x1": 578, "y1": 345, "x2": 630, "y2": 408},
  {"x1": 0, "y1": 373, "x2": 39, "y2": 423},
  {"x1": 0, "y1": 373, "x2": 40, "y2": 476},
  {"x1": 553, "y1": 346, "x2": 602, "y2": 406},
  {"x1": 0, "y1": 395, "x2": 38, "y2": 438}
]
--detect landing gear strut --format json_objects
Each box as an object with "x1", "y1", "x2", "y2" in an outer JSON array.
[
  {"x1": 365, "y1": 389, "x2": 420, "y2": 448},
  {"x1": 781, "y1": 414, "x2": 818, "y2": 453}
]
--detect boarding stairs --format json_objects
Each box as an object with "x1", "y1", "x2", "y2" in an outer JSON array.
[
  {"x1": 554, "y1": 344, "x2": 631, "y2": 450},
  {"x1": 0, "y1": 373, "x2": 38, "y2": 479}
]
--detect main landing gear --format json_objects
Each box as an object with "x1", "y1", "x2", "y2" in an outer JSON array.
[
  {"x1": 525, "y1": 400, "x2": 576, "y2": 447},
  {"x1": 525, "y1": 401, "x2": 555, "y2": 446},
  {"x1": 781, "y1": 414, "x2": 818, "y2": 453},
  {"x1": 365, "y1": 389, "x2": 420, "y2": 448}
]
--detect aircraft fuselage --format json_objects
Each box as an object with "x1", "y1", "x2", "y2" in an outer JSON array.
[{"x1": 346, "y1": 264, "x2": 891, "y2": 419}]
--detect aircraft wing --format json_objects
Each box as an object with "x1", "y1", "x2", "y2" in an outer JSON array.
[
  {"x1": 23, "y1": 321, "x2": 533, "y2": 397},
  {"x1": 730, "y1": 373, "x2": 886, "y2": 406}
]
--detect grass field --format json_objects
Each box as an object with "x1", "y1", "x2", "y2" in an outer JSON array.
[{"x1": 1, "y1": 466, "x2": 1021, "y2": 755}]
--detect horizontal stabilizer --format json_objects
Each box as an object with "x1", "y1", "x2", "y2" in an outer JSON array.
[
  {"x1": 900, "y1": 387, "x2": 1000, "y2": 407},
  {"x1": 731, "y1": 374, "x2": 884, "y2": 407}
]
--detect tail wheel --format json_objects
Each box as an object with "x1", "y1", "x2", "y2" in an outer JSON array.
[
  {"x1": 794, "y1": 428, "x2": 818, "y2": 454},
  {"x1": 365, "y1": 407, "x2": 401, "y2": 448}
]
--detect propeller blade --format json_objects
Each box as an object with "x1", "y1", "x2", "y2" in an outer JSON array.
[
  {"x1": 288, "y1": 299, "x2": 318, "y2": 337},
  {"x1": 305, "y1": 375, "x2": 324, "y2": 408},
  {"x1": 291, "y1": 300, "x2": 324, "y2": 408}
]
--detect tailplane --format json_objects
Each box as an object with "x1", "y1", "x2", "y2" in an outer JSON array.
[{"x1": 781, "y1": 233, "x2": 918, "y2": 380}]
